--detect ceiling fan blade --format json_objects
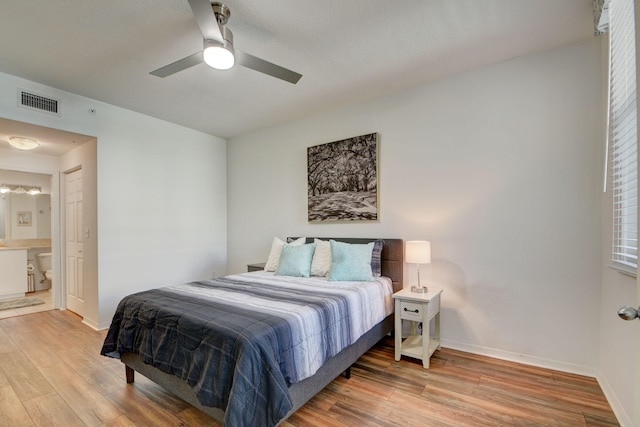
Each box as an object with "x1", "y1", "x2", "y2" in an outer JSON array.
[
  {"x1": 188, "y1": 0, "x2": 224, "y2": 43},
  {"x1": 150, "y1": 51, "x2": 203, "y2": 77},
  {"x1": 236, "y1": 51, "x2": 302, "y2": 84}
]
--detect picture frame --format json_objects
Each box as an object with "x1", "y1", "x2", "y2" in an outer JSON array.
[
  {"x1": 307, "y1": 132, "x2": 379, "y2": 222},
  {"x1": 17, "y1": 211, "x2": 32, "y2": 226}
]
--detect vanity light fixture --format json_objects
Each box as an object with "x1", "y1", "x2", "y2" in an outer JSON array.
[
  {"x1": 8, "y1": 136, "x2": 40, "y2": 150},
  {"x1": 0, "y1": 184, "x2": 44, "y2": 195},
  {"x1": 13, "y1": 185, "x2": 27, "y2": 195}
]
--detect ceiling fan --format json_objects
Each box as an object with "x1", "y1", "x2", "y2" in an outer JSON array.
[{"x1": 150, "y1": 0, "x2": 302, "y2": 84}]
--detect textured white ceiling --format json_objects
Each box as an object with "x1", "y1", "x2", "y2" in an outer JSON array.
[{"x1": 0, "y1": 0, "x2": 595, "y2": 140}]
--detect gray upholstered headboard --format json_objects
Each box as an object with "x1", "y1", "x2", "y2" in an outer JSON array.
[{"x1": 289, "y1": 237, "x2": 404, "y2": 292}]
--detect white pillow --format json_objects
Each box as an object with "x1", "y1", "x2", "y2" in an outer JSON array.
[
  {"x1": 310, "y1": 238, "x2": 332, "y2": 276},
  {"x1": 264, "y1": 237, "x2": 306, "y2": 272}
]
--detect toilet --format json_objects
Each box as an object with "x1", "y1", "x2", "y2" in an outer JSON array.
[{"x1": 36, "y1": 252, "x2": 53, "y2": 286}]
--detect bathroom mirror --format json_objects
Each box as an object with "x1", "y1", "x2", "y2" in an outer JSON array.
[
  {"x1": 0, "y1": 170, "x2": 52, "y2": 241},
  {"x1": 0, "y1": 193, "x2": 51, "y2": 240}
]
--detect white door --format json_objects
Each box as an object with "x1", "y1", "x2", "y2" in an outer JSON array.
[
  {"x1": 633, "y1": 277, "x2": 640, "y2": 426},
  {"x1": 65, "y1": 168, "x2": 83, "y2": 316},
  {"x1": 633, "y1": 4, "x2": 640, "y2": 425},
  {"x1": 623, "y1": 278, "x2": 640, "y2": 425}
]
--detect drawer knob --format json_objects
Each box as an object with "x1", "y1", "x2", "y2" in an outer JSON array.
[{"x1": 403, "y1": 307, "x2": 419, "y2": 313}]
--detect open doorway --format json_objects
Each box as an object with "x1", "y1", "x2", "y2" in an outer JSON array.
[
  {"x1": 0, "y1": 169, "x2": 54, "y2": 318},
  {"x1": 0, "y1": 117, "x2": 96, "y2": 322}
]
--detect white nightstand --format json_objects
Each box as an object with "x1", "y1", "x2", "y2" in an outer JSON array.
[{"x1": 392, "y1": 287, "x2": 442, "y2": 369}]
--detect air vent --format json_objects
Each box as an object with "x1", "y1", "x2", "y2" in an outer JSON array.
[{"x1": 17, "y1": 89, "x2": 60, "y2": 115}]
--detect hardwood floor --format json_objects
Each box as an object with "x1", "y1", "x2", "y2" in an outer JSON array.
[{"x1": 0, "y1": 310, "x2": 619, "y2": 426}]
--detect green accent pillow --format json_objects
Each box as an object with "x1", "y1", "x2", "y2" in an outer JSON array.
[
  {"x1": 275, "y1": 243, "x2": 316, "y2": 277},
  {"x1": 328, "y1": 240, "x2": 374, "y2": 281}
]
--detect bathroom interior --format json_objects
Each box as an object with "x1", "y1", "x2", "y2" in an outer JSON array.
[{"x1": 0, "y1": 169, "x2": 53, "y2": 318}]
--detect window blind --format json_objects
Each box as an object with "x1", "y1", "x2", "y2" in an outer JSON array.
[{"x1": 609, "y1": 0, "x2": 638, "y2": 271}]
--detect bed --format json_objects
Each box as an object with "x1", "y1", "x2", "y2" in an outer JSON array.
[{"x1": 101, "y1": 237, "x2": 403, "y2": 426}]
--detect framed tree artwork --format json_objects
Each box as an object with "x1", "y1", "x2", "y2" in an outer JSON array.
[{"x1": 307, "y1": 133, "x2": 379, "y2": 222}]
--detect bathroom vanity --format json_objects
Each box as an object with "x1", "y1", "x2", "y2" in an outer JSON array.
[
  {"x1": 0, "y1": 248, "x2": 27, "y2": 300},
  {"x1": 0, "y1": 238, "x2": 52, "y2": 299}
]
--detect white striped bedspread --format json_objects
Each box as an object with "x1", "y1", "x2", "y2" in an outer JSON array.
[{"x1": 166, "y1": 271, "x2": 394, "y2": 383}]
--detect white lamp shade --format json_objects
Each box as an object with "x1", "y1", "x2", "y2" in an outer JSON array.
[{"x1": 405, "y1": 241, "x2": 431, "y2": 264}]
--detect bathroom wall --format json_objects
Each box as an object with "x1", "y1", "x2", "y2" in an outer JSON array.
[
  {"x1": 35, "y1": 194, "x2": 51, "y2": 238},
  {"x1": 0, "y1": 170, "x2": 52, "y2": 193}
]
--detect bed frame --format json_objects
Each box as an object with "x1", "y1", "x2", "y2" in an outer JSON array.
[{"x1": 120, "y1": 237, "x2": 403, "y2": 424}]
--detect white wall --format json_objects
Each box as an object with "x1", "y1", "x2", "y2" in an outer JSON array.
[
  {"x1": 228, "y1": 39, "x2": 604, "y2": 376},
  {"x1": 0, "y1": 71, "x2": 228, "y2": 329},
  {"x1": 94, "y1": 108, "x2": 228, "y2": 328}
]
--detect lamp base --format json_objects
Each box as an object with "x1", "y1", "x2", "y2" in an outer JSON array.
[{"x1": 410, "y1": 285, "x2": 428, "y2": 294}]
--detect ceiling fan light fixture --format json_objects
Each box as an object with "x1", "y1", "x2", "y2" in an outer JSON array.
[
  {"x1": 8, "y1": 136, "x2": 39, "y2": 150},
  {"x1": 203, "y1": 39, "x2": 235, "y2": 70}
]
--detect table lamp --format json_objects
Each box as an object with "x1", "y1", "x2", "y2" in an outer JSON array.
[{"x1": 405, "y1": 240, "x2": 431, "y2": 293}]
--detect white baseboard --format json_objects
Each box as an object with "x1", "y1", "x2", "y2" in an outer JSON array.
[
  {"x1": 78, "y1": 314, "x2": 111, "y2": 330},
  {"x1": 440, "y1": 338, "x2": 596, "y2": 377},
  {"x1": 80, "y1": 316, "x2": 100, "y2": 331},
  {"x1": 596, "y1": 371, "x2": 633, "y2": 427}
]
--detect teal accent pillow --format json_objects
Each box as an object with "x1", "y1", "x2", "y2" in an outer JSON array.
[
  {"x1": 328, "y1": 240, "x2": 375, "y2": 281},
  {"x1": 275, "y1": 243, "x2": 316, "y2": 277}
]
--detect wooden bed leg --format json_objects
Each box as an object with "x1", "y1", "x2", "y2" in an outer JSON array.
[
  {"x1": 345, "y1": 367, "x2": 351, "y2": 379},
  {"x1": 126, "y1": 365, "x2": 135, "y2": 383}
]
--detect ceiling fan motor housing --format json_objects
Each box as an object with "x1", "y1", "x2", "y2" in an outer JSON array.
[
  {"x1": 212, "y1": 2, "x2": 231, "y2": 25},
  {"x1": 208, "y1": 2, "x2": 233, "y2": 50}
]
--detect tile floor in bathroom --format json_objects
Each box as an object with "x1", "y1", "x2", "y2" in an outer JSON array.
[{"x1": 0, "y1": 289, "x2": 53, "y2": 319}]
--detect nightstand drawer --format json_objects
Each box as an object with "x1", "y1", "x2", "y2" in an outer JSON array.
[
  {"x1": 400, "y1": 301, "x2": 423, "y2": 321},
  {"x1": 247, "y1": 262, "x2": 266, "y2": 272}
]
